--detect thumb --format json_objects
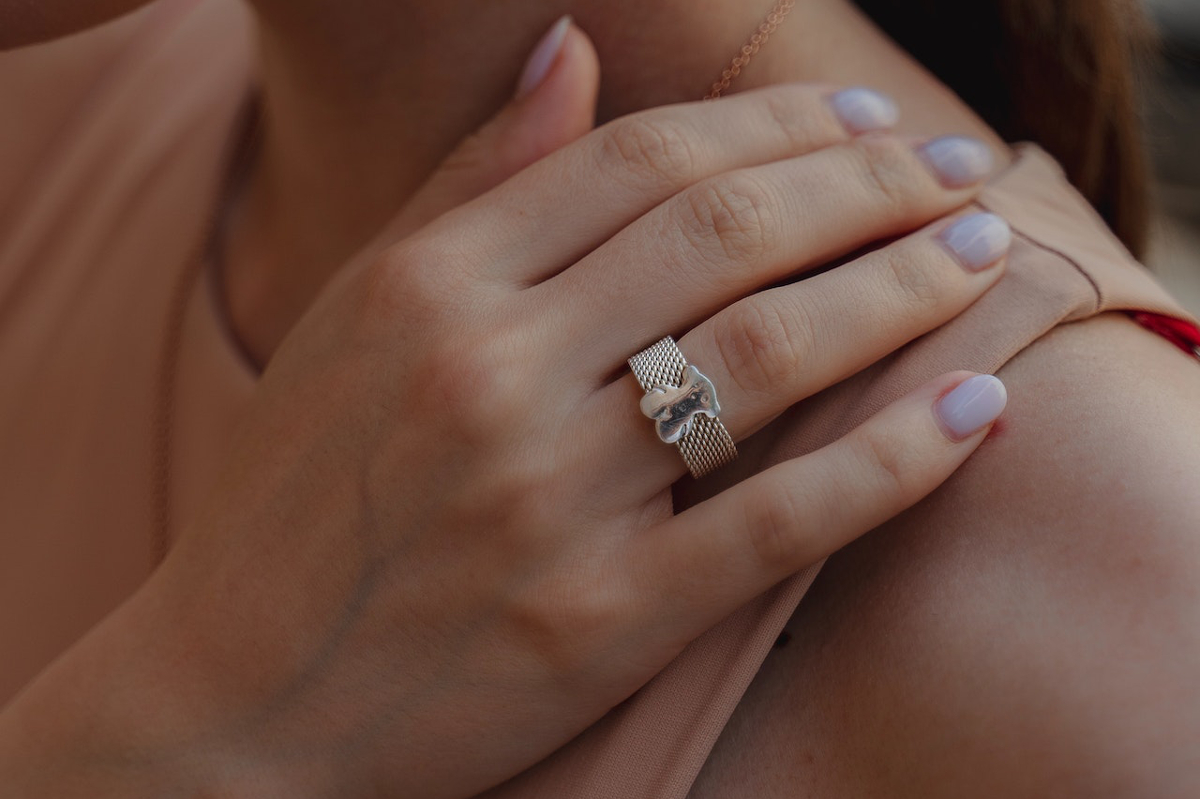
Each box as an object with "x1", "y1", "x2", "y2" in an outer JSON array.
[{"x1": 391, "y1": 17, "x2": 600, "y2": 236}]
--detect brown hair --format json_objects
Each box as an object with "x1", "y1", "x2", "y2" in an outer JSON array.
[{"x1": 856, "y1": 0, "x2": 1154, "y2": 256}]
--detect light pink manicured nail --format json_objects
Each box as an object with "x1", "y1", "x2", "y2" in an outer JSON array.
[
  {"x1": 939, "y1": 212, "x2": 1012, "y2": 272},
  {"x1": 935, "y1": 374, "x2": 1007, "y2": 440},
  {"x1": 516, "y1": 16, "x2": 572, "y2": 100},
  {"x1": 919, "y1": 135, "x2": 995, "y2": 188},
  {"x1": 829, "y1": 87, "x2": 899, "y2": 134}
]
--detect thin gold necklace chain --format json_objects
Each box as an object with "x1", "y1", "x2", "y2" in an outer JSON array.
[{"x1": 704, "y1": 0, "x2": 796, "y2": 100}]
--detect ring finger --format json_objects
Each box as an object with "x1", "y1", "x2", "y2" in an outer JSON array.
[{"x1": 587, "y1": 209, "x2": 1012, "y2": 497}]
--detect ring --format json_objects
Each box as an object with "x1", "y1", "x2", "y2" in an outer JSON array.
[{"x1": 628, "y1": 336, "x2": 738, "y2": 478}]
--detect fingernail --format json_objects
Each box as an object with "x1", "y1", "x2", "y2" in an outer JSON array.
[
  {"x1": 829, "y1": 87, "x2": 899, "y2": 134},
  {"x1": 516, "y1": 16, "x2": 572, "y2": 100},
  {"x1": 938, "y1": 212, "x2": 1012, "y2": 272},
  {"x1": 919, "y1": 135, "x2": 994, "y2": 188},
  {"x1": 936, "y1": 374, "x2": 1008, "y2": 440}
]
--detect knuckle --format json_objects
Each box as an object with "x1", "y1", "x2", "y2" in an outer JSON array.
[
  {"x1": 602, "y1": 115, "x2": 698, "y2": 188},
  {"x1": 465, "y1": 466, "x2": 554, "y2": 539},
  {"x1": 855, "y1": 423, "x2": 920, "y2": 501},
  {"x1": 877, "y1": 244, "x2": 947, "y2": 317},
  {"x1": 413, "y1": 332, "x2": 527, "y2": 446},
  {"x1": 853, "y1": 135, "x2": 928, "y2": 218},
  {"x1": 680, "y1": 172, "x2": 777, "y2": 266},
  {"x1": 507, "y1": 565, "x2": 620, "y2": 678},
  {"x1": 744, "y1": 480, "x2": 807, "y2": 566},
  {"x1": 761, "y1": 87, "x2": 846, "y2": 151},
  {"x1": 361, "y1": 237, "x2": 458, "y2": 322},
  {"x1": 715, "y1": 297, "x2": 809, "y2": 398}
]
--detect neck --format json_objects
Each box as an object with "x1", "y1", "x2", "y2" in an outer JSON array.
[{"x1": 226, "y1": 0, "x2": 1009, "y2": 364}]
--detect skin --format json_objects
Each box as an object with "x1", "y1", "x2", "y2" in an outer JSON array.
[
  {"x1": 0, "y1": 67, "x2": 1008, "y2": 793},
  {"x1": 0, "y1": 0, "x2": 1197, "y2": 796},
  {"x1": 227, "y1": 0, "x2": 1013, "y2": 363},
  {"x1": 0, "y1": 0, "x2": 1011, "y2": 358},
  {"x1": 0, "y1": 2, "x2": 1016, "y2": 794},
  {"x1": 689, "y1": 315, "x2": 1200, "y2": 798}
]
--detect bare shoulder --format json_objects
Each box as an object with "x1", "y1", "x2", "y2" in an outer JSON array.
[
  {"x1": 689, "y1": 312, "x2": 1200, "y2": 798},
  {"x1": 988, "y1": 311, "x2": 1200, "y2": 531}
]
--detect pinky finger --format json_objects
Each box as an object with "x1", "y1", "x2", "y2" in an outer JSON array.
[{"x1": 627, "y1": 371, "x2": 1007, "y2": 636}]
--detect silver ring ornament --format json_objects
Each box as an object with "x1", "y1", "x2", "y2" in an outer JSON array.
[{"x1": 628, "y1": 336, "x2": 737, "y2": 478}]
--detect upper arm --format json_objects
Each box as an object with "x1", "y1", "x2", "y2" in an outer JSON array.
[
  {"x1": 866, "y1": 311, "x2": 1200, "y2": 796},
  {"x1": 690, "y1": 312, "x2": 1200, "y2": 798}
]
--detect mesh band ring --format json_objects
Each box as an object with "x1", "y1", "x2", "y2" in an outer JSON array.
[{"x1": 628, "y1": 336, "x2": 738, "y2": 478}]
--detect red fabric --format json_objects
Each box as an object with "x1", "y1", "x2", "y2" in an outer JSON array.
[{"x1": 1131, "y1": 312, "x2": 1200, "y2": 360}]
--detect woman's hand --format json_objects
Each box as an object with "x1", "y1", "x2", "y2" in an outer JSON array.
[{"x1": 0, "y1": 23, "x2": 1010, "y2": 799}]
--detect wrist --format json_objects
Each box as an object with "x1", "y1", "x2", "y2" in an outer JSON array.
[{"x1": 0, "y1": 568, "x2": 312, "y2": 798}]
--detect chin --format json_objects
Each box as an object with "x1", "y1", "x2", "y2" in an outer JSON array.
[{"x1": 0, "y1": 0, "x2": 157, "y2": 50}]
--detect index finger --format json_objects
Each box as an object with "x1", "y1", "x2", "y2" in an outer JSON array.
[{"x1": 417, "y1": 83, "x2": 898, "y2": 282}]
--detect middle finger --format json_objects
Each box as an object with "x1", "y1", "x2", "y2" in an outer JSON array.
[
  {"x1": 584, "y1": 209, "x2": 1011, "y2": 497},
  {"x1": 539, "y1": 133, "x2": 996, "y2": 370}
]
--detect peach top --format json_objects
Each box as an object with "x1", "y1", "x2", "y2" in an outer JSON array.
[{"x1": 0, "y1": 0, "x2": 1195, "y2": 795}]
